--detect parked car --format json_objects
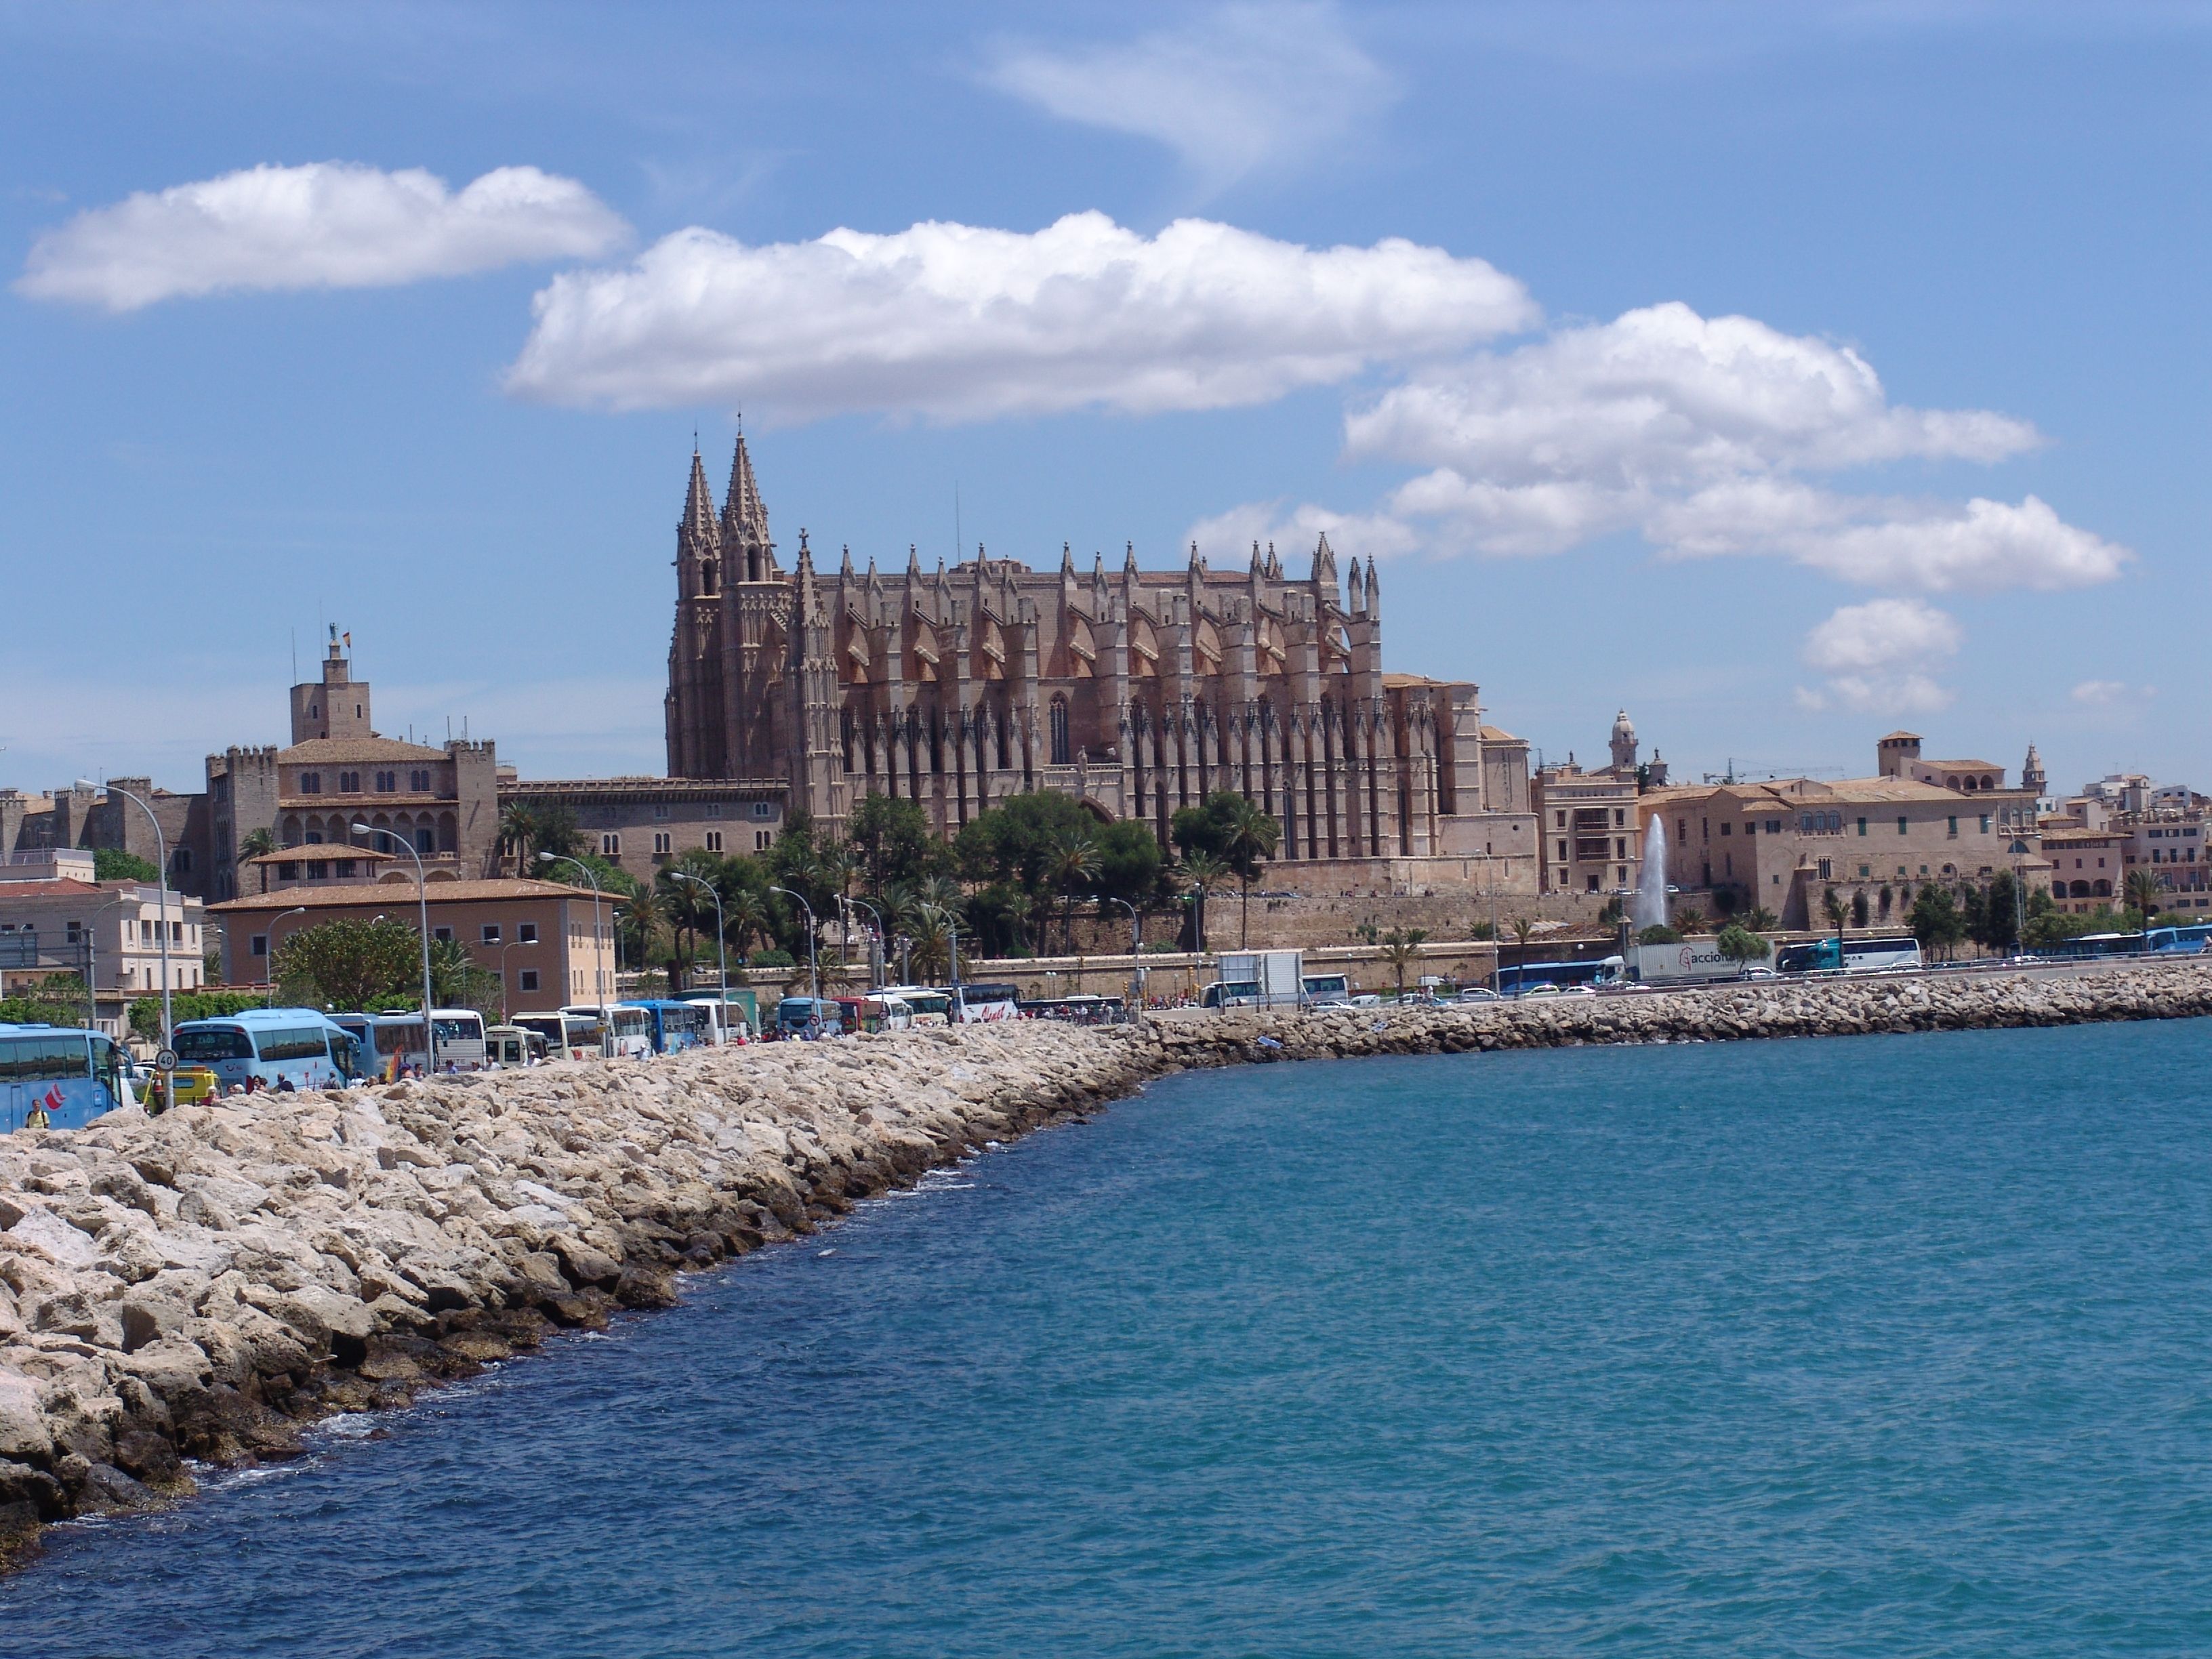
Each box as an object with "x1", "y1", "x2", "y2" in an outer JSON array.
[{"x1": 1457, "y1": 987, "x2": 1501, "y2": 1004}]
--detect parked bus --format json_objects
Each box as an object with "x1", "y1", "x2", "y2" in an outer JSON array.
[
  {"x1": 1496, "y1": 956, "x2": 1624, "y2": 998},
  {"x1": 1018, "y1": 994, "x2": 1126, "y2": 1025},
  {"x1": 171, "y1": 1008, "x2": 362, "y2": 1094},
  {"x1": 331, "y1": 1012, "x2": 429, "y2": 1080},
  {"x1": 512, "y1": 1010, "x2": 602, "y2": 1061},
  {"x1": 1773, "y1": 936, "x2": 1925, "y2": 976},
  {"x1": 773, "y1": 996, "x2": 846, "y2": 1038},
  {"x1": 679, "y1": 988, "x2": 758, "y2": 1044},
  {"x1": 952, "y1": 983, "x2": 1022, "y2": 1023},
  {"x1": 485, "y1": 1025, "x2": 548, "y2": 1068},
  {"x1": 2146, "y1": 924, "x2": 2212, "y2": 954},
  {"x1": 872, "y1": 986, "x2": 951, "y2": 1027},
  {"x1": 429, "y1": 1008, "x2": 488, "y2": 1070},
  {"x1": 620, "y1": 998, "x2": 715, "y2": 1054},
  {"x1": 1, "y1": 1025, "x2": 136, "y2": 1132},
  {"x1": 1302, "y1": 972, "x2": 1352, "y2": 1006},
  {"x1": 564, "y1": 1002, "x2": 653, "y2": 1059},
  {"x1": 2037, "y1": 931, "x2": 2148, "y2": 961}
]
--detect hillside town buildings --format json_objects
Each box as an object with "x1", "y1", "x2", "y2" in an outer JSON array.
[{"x1": 0, "y1": 848, "x2": 209, "y2": 1034}]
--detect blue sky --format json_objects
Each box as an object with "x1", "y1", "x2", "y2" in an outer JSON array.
[{"x1": 3, "y1": 1, "x2": 2204, "y2": 798}]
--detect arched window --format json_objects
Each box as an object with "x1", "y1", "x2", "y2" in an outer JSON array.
[
  {"x1": 416, "y1": 826, "x2": 435, "y2": 856},
  {"x1": 701, "y1": 558, "x2": 718, "y2": 595},
  {"x1": 1049, "y1": 696, "x2": 1071, "y2": 766}
]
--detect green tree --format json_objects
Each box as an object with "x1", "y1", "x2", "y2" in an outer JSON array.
[
  {"x1": 1851, "y1": 888, "x2": 1871, "y2": 928},
  {"x1": 1907, "y1": 884, "x2": 1967, "y2": 960},
  {"x1": 93, "y1": 848, "x2": 160, "y2": 884},
  {"x1": 428, "y1": 937, "x2": 502, "y2": 1015},
  {"x1": 0, "y1": 973, "x2": 93, "y2": 1028},
  {"x1": 1179, "y1": 853, "x2": 1230, "y2": 954},
  {"x1": 1378, "y1": 927, "x2": 1429, "y2": 997},
  {"x1": 1715, "y1": 923, "x2": 1771, "y2": 970},
  {"x1": 497, "y1": 802, "x2": 539, "y2": 876},
  {"x1": 129, "y1": 987, "x2": 267, "y2": 1041},
  {"x1": 523, "y1": 803, "x2": 584, "y2": 867},
  {"x1": 1172, "y1": 792, "x2": 1282, "y2": 947},
  {"x1": 1671, "y1": 906, "x2": 1711, "y2": 935},
  {"x1": 1092, "y1": 819, "x2": 1164, "y2": 923},
  {"x1": 2126, "y1": 868, "x2": 2164, "y2": 925},
  {"x1": 1637, "y1": 924, "x2": 1682, "y2": 945},
  {"x1": 1973, "y1": 872, "x2": 2024, "y2": 954},
  {"x1": 845, "y1": 793, "x2": 941, "y2": 896},
  {"x1": 1044, "y1": 824, "x2": 1101, "y2": 954},
  {"x1": 273, "y1": 917, "x2": 422, "y2": 1011},
  {"x1": 1739, "y1": 905, "x2": 1779, "y2": 933}
]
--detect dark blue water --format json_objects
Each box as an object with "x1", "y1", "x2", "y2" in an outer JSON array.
[{"x1": 11, "y1": 1021, "x2": 2212, "y2": 1657}]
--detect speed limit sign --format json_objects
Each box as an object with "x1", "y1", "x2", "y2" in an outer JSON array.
[{"x1": 155, "y1": 1048, "x2": 178, "y2": 1071}]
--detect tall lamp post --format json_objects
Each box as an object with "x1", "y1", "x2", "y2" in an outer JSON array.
[
  {"x1": 80, "y1": 779, "x2": 171, "y2": 1054},
  {"x1": 538, "y1": 853, "x2": 609, "y2": 1046},
  {"x1": 844, "y1": 896, "x2": 885, "y2": 987},
  {"x1": 264, "y1": 905, "x2": 308, "y2": 1006},
  {"x1": 1103, "y1": 895, "x2": 1143, "y2": 1023},
  {"x1": 670, "y1": 870, "x2": 727, "y2": 1004},
  {"x1": 768, "y1": 886, "x2": 819, "y2": 1007},
  {"x1": 354, "y1": 823, "x2": 438, "y2": 1071}
]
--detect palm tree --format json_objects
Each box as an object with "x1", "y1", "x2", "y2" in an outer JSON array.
[
  {"x1": 1045, "y1": 825, "x2": 1101, "y2": 954},
  {"x1": 1180, "y1": 853, "x2": 1229, "y2": 954},
  {"x1": 615, "y1": 887, "x2": 669, "y2": 985},
  {"x1": 1673, "y1": 905, "x2": 1710, "y2": 935},
  {"x1": 1511, "y1": 916, "x2": 1537, "y2": 947},
  {"x1": 1822, "y1": 887, "x2": 1849, "y2": 966},
  {"x1": 723, "y1": 886, "x2": 773, "y2": 962},
  {"x1": 497, "y1": 802, "x2": 537, "y2": 876},
  {"x1": 2127, "y1": 867, "x2": 2163, "y2": 926},
  {"x1": 1218, "y1": 796, "x2": 1284, "y2": 947},
  {"x1": 1380, "y1": 928, "x2": 1428, "y2": 998},
  {"x1": 237, "y1": 826, "x2": 277, "y2": 893}
]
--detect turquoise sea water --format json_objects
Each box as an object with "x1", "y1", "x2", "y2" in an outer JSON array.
[{"x1": 9, "y1": 1021, "x2": 2212, "y2": 1657}]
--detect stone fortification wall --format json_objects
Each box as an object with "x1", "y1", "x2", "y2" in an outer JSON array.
[{"x1": 3, "y1": 962, "x2": 2209, "y2": 1560}]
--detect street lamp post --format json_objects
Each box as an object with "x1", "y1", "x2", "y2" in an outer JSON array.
[
  {"x1": 264, "y1": 905, "x2": 308, "y2": 1006},
  {"x1": 539, "y1": 853, "x2": 609, "y2": 1050},
  {"x1": 670, "y1": 870, "x2": 727, "y2": 1008},
  {"x1": 355, "y1": 823, "x2": 438, "y2": 1071},
  {"x1": 768, "y1": 886, "x2": 819, "y2": 1007},
  {"x1": 844, "y1": 897, "x2": 885, "y2": 987},
  {"x1": 1102, "y1": 895, "x2": 1143, "y2": 1023},
  {"x1": 81, "y1": 780, "x2": 172, "y2": 1056}
]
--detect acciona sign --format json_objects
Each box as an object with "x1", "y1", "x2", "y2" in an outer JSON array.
[{"x1": 1634, "y1": 941, "x2": 1736, "y2": 984}]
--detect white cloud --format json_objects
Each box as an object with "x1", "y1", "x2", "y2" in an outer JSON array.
[
  {"x1": 17, "y1": 162, "x2": 628, "y2": 311},
  {"x1": 2070, "y1": 678, "x2": 2155, "y2": 707},
  {"x1": 979, "y1": 3, "x2": 1396, "y2": 192},
  {"x1": 505, "y1": 211, "x2": 1537, "y2": 421},
  {"x1": 1324, "y1": 300, "x2": 2127, "y2": 593},
  {"x1": 1795, "y1": 596, "x2": 1960, "y2": 713},
  {"x1": 1182, "y1": 499, "x2": 1419, "y2": 568}
]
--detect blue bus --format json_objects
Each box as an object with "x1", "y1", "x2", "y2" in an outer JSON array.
[
  {"x1": 172, "y1": 1008, "x2": 363, "y2": 1093},
  {"x1": 1774, "y1": 936, "x2": 1925, "y2": 975},
  {"x1": 2036, "y1": 931, "x2": 2148, "y2": 961},
  {"x1": 330, "y1": 1012, "x2": 430, "y2": 1080},
  {"x1": 1496, "y1": 956, "x2": 1624, "y2": 997},
  {"x1": 2147, "y1": 924, "x2": 2212, "y2": 954},
  {"x1": 1, "y1": 1024, "x2": 136, "y2": 1132},
  {"x1": 619, "y1": 999, "x2": 715, "y2": 1054}
]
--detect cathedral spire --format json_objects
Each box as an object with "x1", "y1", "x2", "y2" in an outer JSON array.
[
  {"x1": 1364, "y1": 555, "x2": 1379, "y2": 614},
  {"x1": 1124, "y1": 540, "x2": 1140, "y2": 577},
  {"x1": 680, "y1": 449, "x2": 717, "y2": 544},
  {"x1": 1311, "y1": 531, "x2": 1337, "y2": 590},
  {"x1": 721, "y1": 432, "x2": 771, "y2": 579}
]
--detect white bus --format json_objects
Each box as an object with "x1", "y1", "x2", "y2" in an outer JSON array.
[
  {"x1": 872, "y1": 986, "x2": 952, "y2": 1027},
  {"x1": 514, "y1": 1010, "x2": 602, "y2": 1061},
  {"x1": 953, "y1": 982, "x2": 1022, "y2": 1023},
  {"x1": 566, "y1": 1002, "x2": 652, "y2": 1059},
  {"x1": 1773, "y1": 937, "x2": 1924, "y2": 976},
  {"x1": 430, "y1": 1008, "x2": 487, "y2": 1070}
]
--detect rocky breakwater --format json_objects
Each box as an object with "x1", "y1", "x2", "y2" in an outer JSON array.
[
  {"x1": 1154, "y1": 959, "x2": 2212, "y2": 1067},
  {"x1": 0, "y1": 1022, "x2": 1153, "y2": 1560}
]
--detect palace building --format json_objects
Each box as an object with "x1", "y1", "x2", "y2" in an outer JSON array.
[{"x1": 663, "y1": 438, "x2": 1539, "y2": 889}]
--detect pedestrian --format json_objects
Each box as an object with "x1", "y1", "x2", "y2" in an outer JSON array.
[
  {"x1": 275, "y1": 1074, "x2": 296, "y2": 1093},
  {"x1": 24, "y1": 1099, "x2": 50, "y2": 1130}
]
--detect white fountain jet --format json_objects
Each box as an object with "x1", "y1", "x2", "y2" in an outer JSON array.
[{"x1": 1634, "y1": 816, "x2": 1671, "y2": 933}]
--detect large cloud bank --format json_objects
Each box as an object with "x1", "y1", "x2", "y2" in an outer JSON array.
[
  {"x1": 1197, "y1": 302, "x2": 2125, "y2": 599},
  {"x1": 18, "y1": 162, "x2": 628, "y2": 311},
  {"x1": 504, "y1": 211, "x2": 1536, "y2": 421}
]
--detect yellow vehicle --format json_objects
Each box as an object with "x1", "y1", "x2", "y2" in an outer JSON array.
[{"x1": 150, "y1": 1065, "x2": 220, "y2": 1110}]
